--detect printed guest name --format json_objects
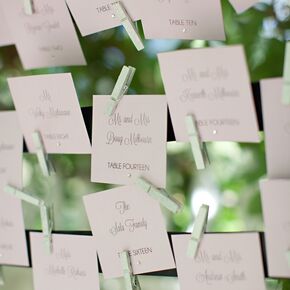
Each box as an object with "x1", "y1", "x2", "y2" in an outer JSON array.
[
  {"x1": 109, "y1": 218, "x2": 148, "y2": 236},
  {"x1": 179, "y1": 87, "x2": 239, "y2": 102},
  {"x1": 108, "y1": 162, "x2": 150, "y2": 172},
  {"x1": 47, "y1": 264, "x2": 87, "y2": 280},
  {"x1": 28, "y1": 106, "x2": 70, "y2": 119},
  {"x1": 195, "y1": 270, "x2": 246, "y2": 285},
  {"x1": 106, "y1": 132, "x2": 152, "y2": 146}
]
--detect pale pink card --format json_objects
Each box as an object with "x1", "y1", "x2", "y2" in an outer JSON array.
[
  {"x1": 229, "y1": 0, "x2": 259, "y2": 13},
  {"x1": 91, "y1": 95, "x2": 167, "y2": 187},
  {"x1": 140, "y1": 0, "x2": 225, "y2": 40},
  {"x1": 83, "y1": 185, "x2": 175, "y2": 279},
  {"x1": 0, "y1": 111, "x2": 29, "y2": 266},
  {"x1": 0, "y1": 1, "x2": 14, "y2": 47},
  {"x1": 260, "y1": 179, "x2": 290, "y2": 278},
  {"x1": 172, "y1": 233, "x2": 266, "y2": 290},
  {"x1": 158, "y1": 45, "x2": 260, "y2": 142},
  {"x1": 261, "y1": 78, "x2": 290, "y2": 179},
  {"x1": 2, "y1": 0, "x2": 86, "y2": 70},
  {"x1": 66, "y1": 0, "x2": 141, "y2": 36},
  {"x1": 8, "y1": 73, "x2": 91, "y2": 154},
  {"x1": 30, "y1": 233, "x2": 99, "y2": 290}
]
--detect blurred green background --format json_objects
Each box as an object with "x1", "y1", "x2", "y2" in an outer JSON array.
[{"x1": 0, "y1": 0, "x2": 290, "y2": 289}]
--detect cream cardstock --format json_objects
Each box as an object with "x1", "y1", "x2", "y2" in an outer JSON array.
[
  {"x1": 0, "y1": 111, "x2": 29, "y2": 266},
  {"x1": 2, "y1": 0, "x2": 86, "y2": 69},
  {"x1": 66, "y1": 0, "x2": 141, "y2": 36},
  {"x1": 229, "y1": 0, "x2": 259, "y2": 13},
  {"x1": 83, "y1": 185, "x2": 175, "y2": 279},
  {"x1": 8, "y1": 73, "x2": 91, "y2": 154},
  {"x1": 30, "y1": 233, "x2": 99, "y2": 290},
  {"x1": 140, "y1": 0, "x2": 225, "y2": 40},
  {"x1": 0, "y1": 1, "x2": 14, "y2": 47},
  {"x1": 172, "y1": 233, "x2": 266, "y2": 290},
  {"x1": 91, "y1": 95, "x2": 167, "y2": 187},
  {"x1": 158, "y1": 45, "x2": 260, "y2": 142},
  {"x1": 261, "y1": 78, "x2": 290, "y2": 179},
  {"x1": 260, "y1": 179, "x2": 290, "y2": 278}
]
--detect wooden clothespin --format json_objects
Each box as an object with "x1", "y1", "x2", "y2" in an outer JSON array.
[
  {"x1": 106, "y1": 65, "x2": 136, "y2": 116},
  {"x1": 0, "y1": 266, "x2": 4, "y2": 286},
  {"x1": 135, "y1": 177, "x2": 182, "y2": 214},
  {"x1": 23, "y1": 0, "x2": 34, "y2": 15},
  {"x1": 282, "y1": 42, "x2": 290, "y2": 105},
  {"x1": 187, "y1": 204, "x2": 209, "y2": 258},
  {"x1": 120, "y1": 251, "x2": 141, "y2": 290},
  {"x1": 32, "y1": 131, "x2": 55, "y2": 177},
  {"x1": 185, "y1": 115, "x2": 209, "y2": 170},
  {"x1": 4, "y1": 185, "x2": 54, "y2": 254},
  {"x1": 112, "y1": 2, "x2": 144, "y2": 51}
]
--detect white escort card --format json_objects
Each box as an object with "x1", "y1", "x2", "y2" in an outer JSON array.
[
  {"x1": 158, "y1": 45, "x2": 260, "y2": 143},
  {"x1": 83, "y1": 185, "x2": 175, "y2": 279},
  {"x1": 30, "y1": 233, "x2": 99, "y2": 290},
  {"x1": 66, "y1": 0, "x2": 141, "y2": 36},
  {"x1": 0, "y1": 1, "x2": 14, "y2": 47},
  {"x1": 261, "y1": 78, "x2": 290, "y2": 179},
  {"x1": 260, "y1": 179, "x2": 290, "y2": 278},
  {"x1": 172, "y1": 233, "x2": 266, "y2": 290},
  {"x1": 229, "y1": 0, "x2": 259, "y2": 13},
  {"x1": 91, "y1": 95, "x2": 167, "y2": 187},
  {"x1": 140, "y1": 0, "x2": 225, "y2": 40},
  {"x1": 2, "y1": 0, "x2": 86, "y2": 70},
  {"x1": 0, "y1": 111, "x2": 29, "y2": 266},
  {"x1": 8, "y1": 73, "x2": 91, "y2": 154}
]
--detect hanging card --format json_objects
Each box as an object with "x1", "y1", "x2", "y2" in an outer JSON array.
[
  {"x1": 140, "y1": 0, "x2": 225, "y2": 40},
  {"x1": 91, "y1": 95, "x2": 167, "y2": 187},
  {"x1": 172, "y1": 233, "x2": 266, "y2": 290},
  {"x1": 66, "y1": 0, "x2": 141, "y2": 36},
  {"x1": 0, "y1": 111, "x2": 29, "y2": 266},
  {"x1": 0, "y1": 1, "x2": 14, "y2": 47},
  {"x1": 260, "y1": 179, "x2": 290, "y2": 278},
  {"x1": 83, "y1": 185, "x2": 175, "y2": 278},
  {"x1": 30, "y1": 233, "x2": 99, "y2": 290},
  {"x1": 8, "y1": 73, "x2": 91, "y2": 154},
  {"x1": 2, "y1": 0, "x2": 86, "y2": 70},
  {"x1": 261, "y1": 78, "x2": 290, "y2": 179},
  {"x1": 158, "y1": 45, "x2": 260, "y2": 142}
]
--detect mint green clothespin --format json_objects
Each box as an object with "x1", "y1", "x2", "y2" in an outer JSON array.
[
  {"x1": 187, "y1": 204, "x2": 209, "y2": 258},
  {"x1": 282, "y1": 42, "x2": 290, "y2": 105},
  {"x1": 185, "y1": 115, "x2": 209, "y2": 170},
  {"x1": 0, "y1": 266, "x2": 4, "y2": 286},
  {"x1": 23, "y1": 0, "x2": 34, "y2": 15},
  {"x1": 4, "y1": 185, "x2": 53, "y2": 254},
  {"x1": 112, "y1": 2, "x2": 144, "y2": 51},
  {"x1": 135, "y1": 177, "x2": 182, "y2": 214},
  {"x1": 120, "y1": 251, "x2": 141, "y2": 290},
  {"x1": 106, "y1": 66, "x2": 136, "y2": 116},
  {"x1": 40, "y1": 203, "x2": 54, "y2": 254},
  {"x1": 32, "y1": 131, "x2": 55, "y2": 177}
]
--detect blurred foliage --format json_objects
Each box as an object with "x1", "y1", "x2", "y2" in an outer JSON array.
[{"x1": 0, "y1": 0, "x2": 290, "y2": 289}]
